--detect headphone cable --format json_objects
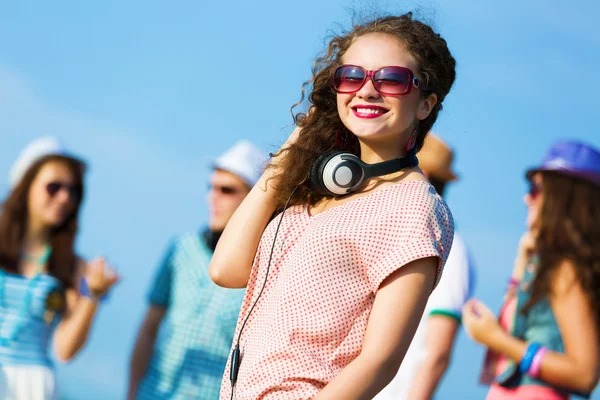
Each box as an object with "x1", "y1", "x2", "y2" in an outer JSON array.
[{"x1": 229, "y1": 185, "x2": 299, "y2": 398}]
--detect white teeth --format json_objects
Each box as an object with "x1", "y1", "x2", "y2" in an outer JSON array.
[{"x1": 355, "y1": 108, "x2": 384, "y2": 114}]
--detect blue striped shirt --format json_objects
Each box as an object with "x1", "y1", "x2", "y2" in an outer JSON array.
[
  {"x1": 137, "y1": 232, "x2": 245, "y2": 400},
  {"x1": 0, "y1": 271, "x2": 63, "y2": 367}
]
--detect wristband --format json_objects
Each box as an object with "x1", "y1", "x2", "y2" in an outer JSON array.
[
  {"x1": 519, "y1": 342, "x2": 542, "y2": 374},
  {"x1": 79, "y1": 278, "x2": 109, "y2": 303},
  {"x1": 528, "y1": 347, "x2": 548, "y2": 378}
]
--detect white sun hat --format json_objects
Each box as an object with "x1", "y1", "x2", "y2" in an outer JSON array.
[
  {"x1": 8, "y1": 136, "x2": 86, "y2": 189},
  {"x1": 212, "y1": 140, "x2": 268, "y2": 187}
]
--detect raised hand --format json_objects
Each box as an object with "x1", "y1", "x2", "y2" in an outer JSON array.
[{"x1": 83, "y1": 257, "x2": 120, "y2": 298}]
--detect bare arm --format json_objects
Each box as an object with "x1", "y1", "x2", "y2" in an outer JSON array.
[
  {"x1": 53, "y1": 289, "x2": 99, "y2": 362},
  {"x1": 53, "y1": 258, "x2": 118, "y2": 362},
  {"x1": 407, "y1": 233, "x2": 471, "y2": 399},
  {"x1": 209, "y1": 127, "x2": 303, "y2": 288},
  {"x1": 127, "y1": 306, "x2": 166, "y2": 400},
  {"x1": 314, "y1": 257, "x2": 438, "y2": 400},
  {"x1": 465, "y1": 259, "x2": 600, "y2": 394},
  {"x1": 209, "y1": 171, "x2": 279, "y2": 288},
  {"x1": 406, "y1": 316, "x2": 460, "y2": 400},
  {"x1": 544, "y1": 260, "x2": 600, "y2": 392}
]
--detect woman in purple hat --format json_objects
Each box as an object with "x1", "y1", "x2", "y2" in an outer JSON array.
[
  {"x1": 462, "y1": 141, "x2": 600, "y2": 399},
  {"x1": 0, "y1": 137, "x2": 119, "y2": 400}
]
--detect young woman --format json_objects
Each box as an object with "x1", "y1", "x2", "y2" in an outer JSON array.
[
  {"x1": 0, "y1": 137, "x2": 119, "y2": 400},
  {"x1": 463, "y1": 141, "x2": 600, "y2": 399},
  {"x1": 209, "y1": 12, "x2": 457, "y2": 399}
]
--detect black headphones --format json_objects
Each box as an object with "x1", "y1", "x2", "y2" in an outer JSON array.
[{"x1": 309, "y1": 150, "x2": 419, "y2": 196}]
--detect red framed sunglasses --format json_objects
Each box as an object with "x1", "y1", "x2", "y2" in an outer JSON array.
[{"x1": 332, "y1": 65, "x2": 429, "y2": 96}]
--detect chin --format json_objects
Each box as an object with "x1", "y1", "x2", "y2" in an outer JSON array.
[
  {"x1": 352, "y1": 129, "x2": 397, "y2": 143},
  {"x1": 45, "y1": 219, "x2": 67, "y2": 229},
  {"x1": 344, "y1": 122, "x2": 393, "y2": 139},
  {"x1": 209, "y1": 220, "x2": 227, "y2": 232},
  {"x1": 44, "y1": 212, "x2": 70, "y2": 228}
]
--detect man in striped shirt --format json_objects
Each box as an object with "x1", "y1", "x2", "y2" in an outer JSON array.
[{"x1": 128, "y1": 141, "x2": 266, "y2": 400}]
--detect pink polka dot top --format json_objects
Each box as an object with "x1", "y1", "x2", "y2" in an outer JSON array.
[{"x1": 220, "y1": 180, "x2": 454, "y2": 399}]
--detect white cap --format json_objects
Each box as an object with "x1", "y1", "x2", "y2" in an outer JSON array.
[
  {"x1": 8, "y1": 136, "x2": 85, "y2": 189},
  {"x1": 212, "y1": 140, "x2": 268, "y2": 187}
]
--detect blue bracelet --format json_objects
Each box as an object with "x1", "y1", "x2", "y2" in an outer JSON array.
[
  {"x1": 519, "y1": 342, "x2": 542, "y2": 374},
  {"x1": 79, "y1": 278, "x2": 109, "y2": 303}
]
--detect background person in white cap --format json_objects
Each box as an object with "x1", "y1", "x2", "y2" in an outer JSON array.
[
  {"x1": 375, "y1": 133, "x2": 476, "y2": 400},
  {"x1": 128, "y1": 140, "x2": 267, "y2": 400},
  {"x1": 0, "y1": 136, "x2": 119, "y2": 400}
]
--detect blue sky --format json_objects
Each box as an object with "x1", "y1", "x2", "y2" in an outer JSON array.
[{"x1": 1, "y1": 0, "x2": 599, "y2": 398}]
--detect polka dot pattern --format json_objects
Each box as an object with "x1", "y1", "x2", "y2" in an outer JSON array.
[{"x1": 220, "y1": 181, "x2": 454, "y2": 399}]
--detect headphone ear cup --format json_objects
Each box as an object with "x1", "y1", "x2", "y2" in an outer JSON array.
[{"x1": 309, "y1": 152, "x2": 342, "y2": 196}]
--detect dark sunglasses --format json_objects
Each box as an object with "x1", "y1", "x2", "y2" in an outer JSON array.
[
  {"x1": 46, "y1": 182, "x2": 80, "y2": 201},
  {"x1": 208, "y1": 184, "x2": 242, "y2": 196},
  {"x1": 528, "y1": 180, "x2": 542, "y2": 199},
  {"x1": 332, "y1": 65, "x2": 429, "y2": 96}
]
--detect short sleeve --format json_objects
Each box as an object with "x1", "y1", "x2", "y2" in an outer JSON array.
[
  {"x1": 365, "y1": 194, "x2": 454, "y2": 294},
  {"x1": 428, "y1": 232, "x2": 475, "y2": 321},
  {"x1": 147, "y1": 238, "x2": 177, "y2": 308}
]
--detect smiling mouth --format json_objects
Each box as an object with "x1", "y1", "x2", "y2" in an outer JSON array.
[{"x1": 351, "y1": 106, "x2": 389, "y2": 118}]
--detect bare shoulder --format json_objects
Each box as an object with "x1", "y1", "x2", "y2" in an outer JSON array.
[
  {"x1": 550, "y1": 258, "x2": 580, "y2": 296},
  {"x1": 403, "y1": 167, "x2": 430, "y2": 183}
]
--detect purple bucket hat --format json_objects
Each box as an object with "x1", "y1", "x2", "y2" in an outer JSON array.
[{"x1": 526, "y1": 141, "x2": 600, "y2": 187}]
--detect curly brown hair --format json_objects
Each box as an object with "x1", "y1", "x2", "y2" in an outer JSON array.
[
  {"x1": 523, "y1": 172, "x2": 600, "y2": 327},
  {"x1": 268, "y1": 12, "x2": 456, "y2": 209},
  {"x1": 0, "y1": 155, "x2": 85, "y2": 288}
]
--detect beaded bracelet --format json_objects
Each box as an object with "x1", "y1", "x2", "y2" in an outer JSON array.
[
  {"x1": 519, "y1": 342, "x2": 542, "y2": 374},
  {"x1": 528, "y1": 347, "x2": 548, "y2": 378}
]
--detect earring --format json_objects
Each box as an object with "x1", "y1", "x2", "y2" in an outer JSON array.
[{"x1": 405, "y1": 120, "x2": 419, "y2": 153}]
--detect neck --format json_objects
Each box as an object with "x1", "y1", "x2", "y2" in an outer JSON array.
[
  {"x1": 359, "y1": 137, "x2": 408, "y2": 164},
  {"x1": 23, "y1": 220, "x2": 51, "y2": 254}
]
